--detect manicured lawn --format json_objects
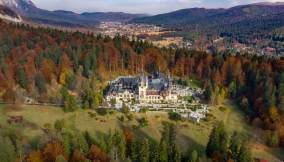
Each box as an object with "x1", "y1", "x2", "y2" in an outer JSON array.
[{"x1": 2, "y1": 103, "x2": 284, "y2": 161}]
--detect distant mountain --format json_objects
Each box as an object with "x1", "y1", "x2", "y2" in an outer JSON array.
[
  {"x1": 0, "y1": 0, "x2": 144, "y2": 27},
  {"x1": 0, "y1": 0, "x2": 27, "y2": 8},
  {"x1": 0, "y1": 5, "x2": 21, "y2": 22},
  {"x1": 131, "y1": 3, "x2": 284, "y2": 32},
  {"x1": 81, "y1": 12, "x2": 146, "y2": 22},
  {"x1": 253, "y1": 2, "x2": 284, "y2": 6},
  {"x1": 0, "y1": 0, "x2": 98, "y2": 27},
  {"x1": 131, "y1": 8, "x2": 225, "y2": 26}
]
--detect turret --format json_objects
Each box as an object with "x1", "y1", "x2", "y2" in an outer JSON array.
[
  {"x1": 167, "y1": 71, "x2": 172, "y2": 89},
  {"x1": 138, "y1": 75, "x2": 147, "y2": 100}
]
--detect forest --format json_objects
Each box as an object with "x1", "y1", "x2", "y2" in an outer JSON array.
[
  {"x1": 131, "y1": 5, "x2": 284, "y2": 53},
  {"x1": 0, "y1": 19, "x2": 284, "y2": 161}
]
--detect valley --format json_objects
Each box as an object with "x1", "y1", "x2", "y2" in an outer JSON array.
[{"x1": 0, "y1": 0, "x2": 284, "y2": 56}]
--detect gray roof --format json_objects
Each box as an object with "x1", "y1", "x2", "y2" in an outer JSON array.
[
  {"x1": 108, "y1": 77, "x2": 139, "y2": 95},
  {"x1": 108, "y1": 73, "x2": 171, "y2": 95},
  {"x1": 148, "y1": 73, "x2": 169, "y2": 91}
]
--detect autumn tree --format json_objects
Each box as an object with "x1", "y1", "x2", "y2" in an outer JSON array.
[
  {"x1": 26, "y1": 151, "x2": 44, "y2": 162},
  {"x1": 269, "y1": 105, "x2": 279, "y2": 122},
  {"x1": 42, "y1": 141, "x2": 66, "y2": 162},
  {"x1": 70, "y1": 149, "x2": 86, "y2": 162},
  {"x1": 88, "y1": 145, "x2": 110, "y2": 162}
]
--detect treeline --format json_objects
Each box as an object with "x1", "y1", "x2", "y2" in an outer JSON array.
[
  {"x1": 0, "y1": 19, "x2": 284, "y2": 147},
  {"x1": 0, "y1": 122, "x2": 203, "y2": 162}
]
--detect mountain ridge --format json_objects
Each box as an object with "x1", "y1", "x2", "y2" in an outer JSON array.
[
  {"x1": 0, "y1": 0, "x2": 145, "y2": 27},
  {"x1": 130, "y1": 3, "x2": 284, "y2": 34},
  {"x1": 0, "y1": 5, "x2": 21, "y2": 22}
]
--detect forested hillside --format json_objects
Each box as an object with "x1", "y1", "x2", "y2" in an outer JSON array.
[
  {"x1": 0, "y1": 19, "x2": 284, "y2": 161},
  {"x1": 0, "y1": 18, "x2": 284, "y2": 121},
  {"x1": 131, "y1": 3, "x2": 284, "y2": 46}
]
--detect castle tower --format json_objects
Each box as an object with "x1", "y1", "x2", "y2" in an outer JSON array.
[
  {"x1": 138, "y1": 75, "x2": 147, "y2": 101},
  {"x1": 167, "y1": 71, "x2": 172, "y2": 89}
]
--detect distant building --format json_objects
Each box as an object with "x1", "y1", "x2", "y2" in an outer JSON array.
[
  {"x1": 106, "y1": 73, "x2": 177, "y2": 103},
  {"x1": 182, "y1": 105, "x2": 208, "y2": 123}
]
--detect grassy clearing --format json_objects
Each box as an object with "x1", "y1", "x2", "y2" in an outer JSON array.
[{"x1": 1, "y1": 103, "x2": 284, "y2": 161}]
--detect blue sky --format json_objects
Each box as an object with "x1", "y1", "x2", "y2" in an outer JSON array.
[{"x1": 32, "y1": 0, "x2": 284, "y2": 14}]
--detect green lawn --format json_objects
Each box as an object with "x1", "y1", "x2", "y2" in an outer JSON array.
[{"x1": 1, "y1": 103, "x2": 284, "y2": 161}]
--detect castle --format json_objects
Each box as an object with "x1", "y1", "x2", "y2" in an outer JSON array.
[{"x1": 106, "y1": 73, "x2": 178, "y2": 103}]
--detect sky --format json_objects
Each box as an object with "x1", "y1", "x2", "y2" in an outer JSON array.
[{"x1": 31, "y1": 0, "x2": 284, "y2": 14}]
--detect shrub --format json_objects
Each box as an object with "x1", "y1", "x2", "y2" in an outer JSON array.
[
  {"x1": 132, "y1": 125, "x2": 139, "y2": 130},
  {"x1": 168, "y1": 112, "x2": 182, "y2": 121},
  {"x1": 118, "y1": 115, "x2": 125, "y2": 122},
  {"x1": 126, "y1": 114, "x2": 134, "y2": 121},
  {"x1": 110, "y1": 99, "x2": 116, "y2": 107},
  {"x1": 219, "y1": 106, "x2": 228, "y2": 112},
  {"x1": 122, "y1": 103, "x2": 130, "y2": 114},
  {"x1": 109, "y1": 110, "x2": 115, "y2": 115},
  {"x1": 54, "y1": 119, "x2": 65, "y2": 132},
  {"x1": 96, "y1": 108, "x2": 108, "y2": 116},
  {"x1": 63, "y1": 94, "x2": 78, "y2": 112},
  {"x1": 138, "y1": 117, "x2": 148, "y2": 127},
  {"x1": 88, "y1": 112, "x2": 96, "y2": 118},
  {"x1": 267, "y1": 130, "x2": 279, "y2": 147},
  {"x1": 139, "y1": 108, "x2": 148, "y2": 113}
]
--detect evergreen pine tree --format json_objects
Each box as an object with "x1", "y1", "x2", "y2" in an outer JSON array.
[
  {"x1": 206, "y1": 125, "x2": 219, "y2": 157},
  {"x1": 238, "y1": 144, "x2": 252, "y2": 162},
  {"x1": 0, "y1": 136, "x2": 16, "y2": 162},
  {"x1": 62, "y1": 133, "x2": 72, "y2": 157},
  {"x1": 189, "y1": 150, "x2": 198, "y2": 162},
  {"x1": 206, "y1": 122, "x2": 228, "y2": 158},
  {"x1": 229, "y1": 132, "x2": 242, "y2": 160},
  {"x1": 228, "y1": 81, "x2": 237, "y2": 98},
  {"x1": 17, "y1": 67, "x2": 28, "y2": 89},
  {"x1": 35, "y1": 73, "x2": 47, "y2": 94},
  {"x1": 204, "y1": 80, "x2": 213, "y2": 102},
  {"x1": 139, "y1": 138, "x2": 149, "y2": 162},
  {"x1": 72, "y1": 133, "x2": 89, "y2": 154},
  {"x1": 268, "y1": 131, "x2": 279, "y2": 147},
  {"x1": 158, "y1": 141, "x2": 168, "y2": 162},
  {"x1": 131, "y1": 138, "x2": 139, "y2": 161},
  {"x1": 149, "y1": 140, "x2": 159, "y2": 162},
  {"x1": 63, "y1": 94, "x2": 78, "y2": 112},
  {"x1": 112, "y1": 130, "x2": 126, "y2": 161},
  {"x1": 172, "y1": 143, "x2": 181, "y2": 162}
]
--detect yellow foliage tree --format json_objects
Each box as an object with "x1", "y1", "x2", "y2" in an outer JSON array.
[
  {"x1": 59, "y1": 67, "x2": 72, "y2": 85},
  {"x1": 26, "y1": 151, "x2": 44, "y2": 162},
  {"x1": 269, "y1": 106, "x2": 278, "y2": 122}
]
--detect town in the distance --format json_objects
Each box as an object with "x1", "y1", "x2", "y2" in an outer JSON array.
[{"x1": 98, "y1": 21, "x2": 283, "y2": 56}]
